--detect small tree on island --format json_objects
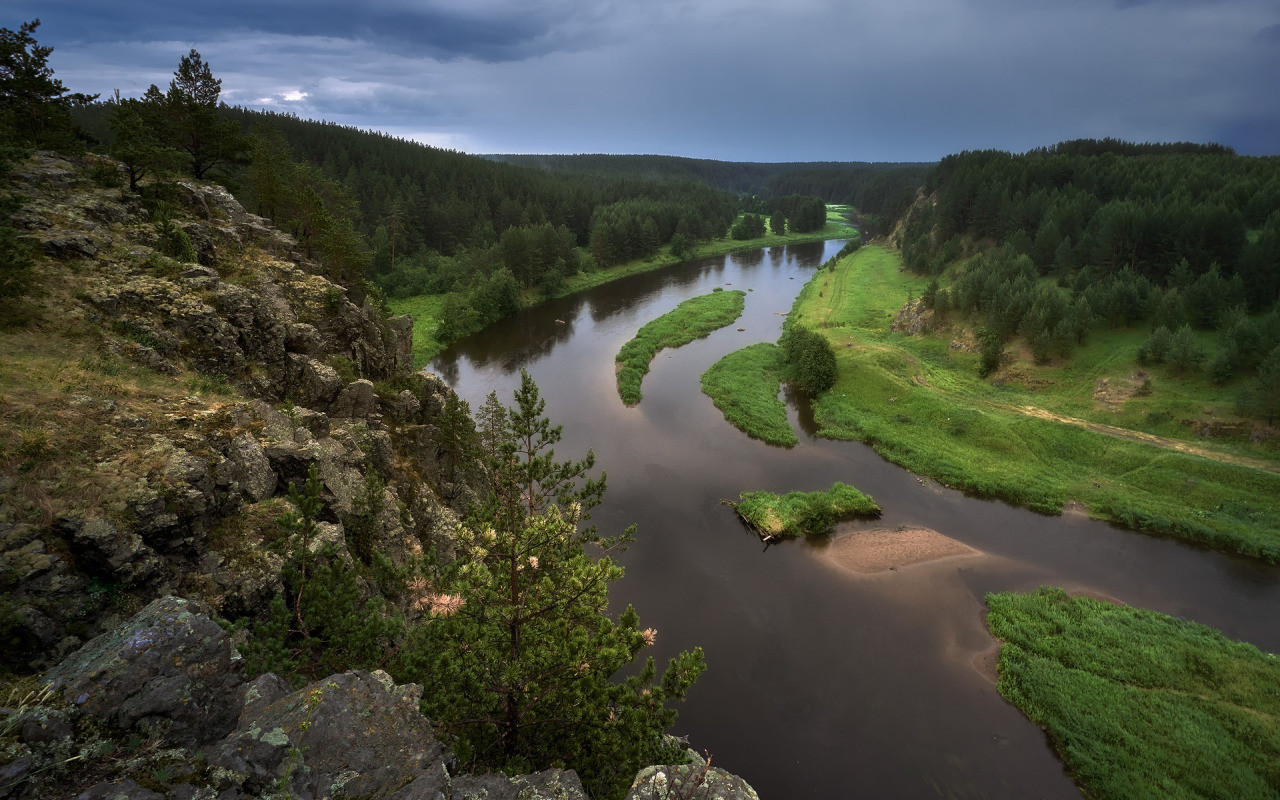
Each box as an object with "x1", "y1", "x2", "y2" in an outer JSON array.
[{"x1": 397, "y1": 370, "x2": 705, "y2": 800}]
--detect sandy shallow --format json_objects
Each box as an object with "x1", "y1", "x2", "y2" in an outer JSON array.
[{"x1": 823, "y1": 527, "x2": 979, "y2": 574}]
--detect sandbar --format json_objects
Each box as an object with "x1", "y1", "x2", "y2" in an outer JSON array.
[{"x1": 823, "y1": 527, "x2": 978, "y2": 574}]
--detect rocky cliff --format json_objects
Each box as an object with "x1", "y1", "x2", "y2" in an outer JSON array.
[{"x1": 0, "y1": 154, "x2": 759, "y2": 799}]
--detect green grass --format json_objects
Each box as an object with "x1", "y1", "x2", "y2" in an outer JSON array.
[
  {"x1": 734, "y1": 482, "x2": 881, "y2": 538},
  {"x1": 616, "y1": 289, "x2": 746, "y2": 405},
  {"x1": 385, "y1": 293, "x2": 449, "y2": 367},
  {"x1": 700, "y1": 342, "x2": 797, "y2": 446},
  {"x1": 788, "y1": 245, "x2": 1280, "y2": 561},
  {"x1": 986, "y1": 588, "x2": 1280, "y2": 800}
]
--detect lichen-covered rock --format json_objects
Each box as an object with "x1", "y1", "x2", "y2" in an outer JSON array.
[
  {"x1": 449, "y1": 769, "x2": 589, "y2": 800},
  {"x1": 329, "y1": 379, "x2": 378, "y2": 420},
  {"x1": 210, "y1": 669, "x2": 445, "y2": 799},
  {"x1": 74, "y1": 779, "x2": 166, "y2": 800},
  {"x1": 43, "y1": 596, "x2": 244, "y2": 747},
  {"x1": 70, "y1": 517, "x2": 164, "y2": 588},
  {"x1": 227, "y1": 433, "x2": 277, "y2": 503},
  {"x1": 287, "y1": 354, "x2": 343, "y2": 409},
  {"x1": 626, "y1": 758, "x2": 761, "y2": 800}
]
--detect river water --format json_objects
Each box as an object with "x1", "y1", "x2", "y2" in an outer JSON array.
[{"x1": 430, "y1": 241, "x2": 1280, "y2": 799}]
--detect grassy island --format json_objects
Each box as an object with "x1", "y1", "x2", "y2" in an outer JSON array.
[
  {"x1": 986, "y1": 588, "x2": 1280, "y2": 799},
  {"x1": 783, "y1": 245, "x2": 1280, "y2": 561},
  {"x1": 733, "y1": 482, "x2": 881, "y2": 538},
  {"x1": 616, "y1": 288, "x2": 746, "y2": 405},
  {"x1": 700, "y1": 342, "x2": 798, "y2": 446}
]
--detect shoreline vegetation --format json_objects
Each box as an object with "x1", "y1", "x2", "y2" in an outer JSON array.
[
  {"x1": 615, "y1": 288, "x2": 747, "y2": 405},
  {"x1": 986, "y1": 588, "x2": 1280, "y2": 799},
  {"x1": 785, "y1": 245, "x2": 1280, "y2": 562},
  {"x1": 389, "y1": 213, "x2": 856, "y2": 366},
  {"x1": 699, "y1": 342, "x2": 798, "y2": 446},
  {"x1": 732, "y1": 482, "x2": 881, "y2": 540}
]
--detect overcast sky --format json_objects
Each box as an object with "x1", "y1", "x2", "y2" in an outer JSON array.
[{"x1": 13, "y1": 0, "x2": 1280, "y2": 161}]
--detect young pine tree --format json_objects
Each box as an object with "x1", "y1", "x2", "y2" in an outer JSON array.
[{"x1": 398, "y1": 371, "x2": 705, "y2": 800}]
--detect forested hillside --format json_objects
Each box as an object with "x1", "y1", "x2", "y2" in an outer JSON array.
[{"x1": 899, "y1": 140, "x2": 1280, "y2": 421}]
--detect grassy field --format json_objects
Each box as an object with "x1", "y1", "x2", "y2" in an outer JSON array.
[
  {"x1": 733, "y1": 482, "x2": 881, "y2": 538},
  {"x1": 700, "y1": 343, "x2": 797, "y2": 446},
  {"x1": 987, "y1": 588, "x2": 1280, "y2": 799},
  {"x1": 616, "y1": 289, "x2": 746, "y2": 405},
  {"x1": 383, "y1": 293, "x2": 448, "y2": 368},
  {"x1": 788, "y1": 245, "x2": 1280, "y2": 561},
  {"x1": 388, "y1": 208, "x2": 857, "y2": 366}
]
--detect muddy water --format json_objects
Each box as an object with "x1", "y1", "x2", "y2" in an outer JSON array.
[{"x1": 431, "y1": 241, "x2": 1280, "y2": 799}]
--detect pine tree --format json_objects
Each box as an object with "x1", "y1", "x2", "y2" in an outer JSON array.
[
  {"x1": 0, "y1": 20, "x2": 96, "y2": 150},
  {"x1": 398, "y1": 371, "x2": 704, "y2": 800},
  {"x1": 159, "y1": 50, "x2": 247, "y2": 178}
]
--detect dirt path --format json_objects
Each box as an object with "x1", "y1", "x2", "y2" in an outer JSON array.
[
  {"x1": 845, "y1": 339, "x2": 1280, "y2": 476},
  {"x1": 1006, "y1": 404, "x2": 1280, "y2": 475}
]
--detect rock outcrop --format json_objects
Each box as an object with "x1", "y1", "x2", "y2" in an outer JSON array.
[
  {"x1": 0, "y1": 152, "x2": 472, "y2": 672},
  {"x1": 0, "y1": 598, "x2": 756, "y2": 800}
]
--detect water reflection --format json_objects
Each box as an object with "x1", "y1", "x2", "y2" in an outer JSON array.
[{"x1": 429, "y1": 238, "x2": 1280, "y2": 800}]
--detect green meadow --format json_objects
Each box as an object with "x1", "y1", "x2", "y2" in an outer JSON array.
[
  {"x1": 781, "y1": 245, "x2": 1280, "y2": 561},
  {"x1": 987, "y1": 588, "x2": 1280, "y2": 799}
]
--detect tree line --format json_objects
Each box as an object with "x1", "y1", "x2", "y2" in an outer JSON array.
[{"x1": 904, "y1": 140, "x2": 1280, "y2": 424}]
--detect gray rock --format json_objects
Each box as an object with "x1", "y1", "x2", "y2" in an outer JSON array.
[
  {"x1": 43, "y1": 596, "x2": 245, "y2": 748},
  {"x1": 75, "y1": 779, "x2": 165, "y2": 800},
  {"x1": 228, "y1": 433, "x2": 276, "y2": 502},
  {"x1": 71, "y1": 517, "x2": 164, "y2": 587},
  {"x1": 329, "y1": 379, "x2": 379, "y2": 420},
  {"x1": 626, "y1": 762, "x2": 760, "y2": 800},
  {"x1": 210, "y1": 669, "x2": 444, "y2": 800},
  {"x1": 237, "y1": 672, "x2": 291, "y2": 726},
  {"x1": 450, "y1": 769, "x2": 588, "y2": 800},
  {"x1": 287, "y1": 354, "x2": 343, "y2": 410},
  {"x1": 41, "y1": 233, "x2": 98, "y2": 259},
  {"x1": 285, "y1": 323, "x2": 326, "y2": 356}
]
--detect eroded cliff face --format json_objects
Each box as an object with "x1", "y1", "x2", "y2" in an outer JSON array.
[{"x1": 0, "y1": 152, "x2": 479, "y2": 672}]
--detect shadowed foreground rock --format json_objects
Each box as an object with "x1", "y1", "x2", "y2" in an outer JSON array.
[{"x1": 2, "y1": 598, "x2": 754, "y2": 800}]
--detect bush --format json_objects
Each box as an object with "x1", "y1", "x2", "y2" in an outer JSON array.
[{"x1": 782, "y1": 325, "x2": 837, "y2": 396}]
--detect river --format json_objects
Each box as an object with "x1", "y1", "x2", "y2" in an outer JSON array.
[{"x1": 430, "y1": 240, "x2": 1280, "y2": 799}]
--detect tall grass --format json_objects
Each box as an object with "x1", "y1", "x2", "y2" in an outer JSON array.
[
  {"x1": 790, "y1": 245, "x2": 1280, "y2": 561},
  {"x1": 734, "y1": 482, "x2": 881, "y2": 538},
  {"x1": 616, "y1": 289, "x2": 746, "y2": 405},
  {"x1": 700, "y1": 343, "x2": 797, "y2": 446},
  {"x1": 987, "y1": 588, "x2": 1280, "y2": 800}
]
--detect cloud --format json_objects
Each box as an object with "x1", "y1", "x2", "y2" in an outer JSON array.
[{"x1": 15, "y1": 0, "x2": 1280, "y2": 159}]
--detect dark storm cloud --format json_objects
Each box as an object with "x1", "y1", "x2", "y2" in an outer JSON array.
[
  {"x1": 11, "y1": 0, "x2": 1280, "y2": 160},
  {"x1": 7, "y1": 0, "x2": 591, "y2": 61}
]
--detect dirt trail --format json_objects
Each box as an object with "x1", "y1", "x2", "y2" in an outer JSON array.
[
  {"x1": 1006, "y1": 404, "x2": 1280, "y2": 475},
  {"x1": 848, "y1": 339, "x2": 1280, "y2": 476}
]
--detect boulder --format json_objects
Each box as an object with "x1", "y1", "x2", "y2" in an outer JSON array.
[
  {"x1": 626, "y1": 758, "x2": 761, "y2": 800},
  {"x1": 329, "y1": 379, "x2": 379, "y2": 420},
  {"x1": 287, "y1": 354, "x2": 343, "y2": 410},
  {"x1": 227, "y1": 433, "x2": 277, "y2": 502},
  {"x1": 42, "y1": 596, "x2": 245, "y2": 748},
  {"x1": 70, "y1": 517, "x2": 164, "y2": 588},
  {"x1": 210, "y1": 669, "x2": 445, "y2": 800},
  {"x1": 449, "y1": 769, "x2": 588, "y2": 800}
]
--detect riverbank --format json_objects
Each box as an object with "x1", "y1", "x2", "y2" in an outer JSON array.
[
  {"x1": 986, "y1": 588, "x2": 1280, "y2": 799},
  {"x1": 389, "y1": 212, "x2": 856, "y2": 366},
  {"x1": 788, "y1": 246, "x2": 1280, "y2": 561}
]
